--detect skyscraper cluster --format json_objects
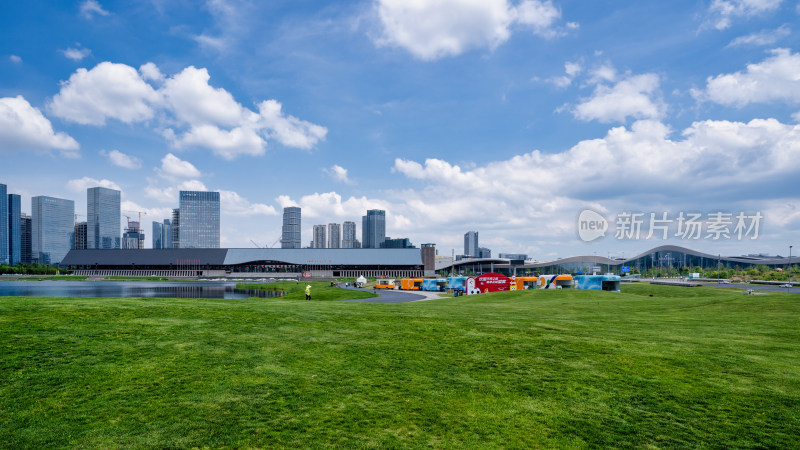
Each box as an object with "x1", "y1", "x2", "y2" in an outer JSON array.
[
  {"x1": 0, "y1": 181, "x2": 224, "y2": 265},
  {"x1": 283, "y1": 207, "x2": 412, "y2": 250},
  {"x1": 153, "y1": 191, "x2": 220, "y2": 249},
  {"x1": 2, "y1": 183, "x2": 121, "y2": 265}
]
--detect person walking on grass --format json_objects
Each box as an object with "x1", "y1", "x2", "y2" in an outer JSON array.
[{"x1": 305, "y1": 285, "x2": 311, "y2": 301}]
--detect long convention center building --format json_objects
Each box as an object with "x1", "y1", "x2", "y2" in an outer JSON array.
[
  {"x1": 62, "y1": 246, "x2": 436, "y2": 278},
  {"x1": 437, "y1": 245, "x2": 795, "y2": 276}
]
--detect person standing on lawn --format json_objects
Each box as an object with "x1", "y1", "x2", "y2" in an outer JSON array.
[{"x1": 305, "y1": 285, "x2": 311, "y2": 301}]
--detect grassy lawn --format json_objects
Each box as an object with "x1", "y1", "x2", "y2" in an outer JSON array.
[
  {"x1": 1, "y1": 285, "x2": 799, "y2": 447},
  {"x1": 237, "y1": 280, "x2": 379, "y2": 301},
  {"x1": 14, "y1": 275, "x2": 89, "y2": 281}
]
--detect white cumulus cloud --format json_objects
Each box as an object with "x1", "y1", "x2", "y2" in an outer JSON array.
[
  {"x1": 100, "y1": 149, "x2": 142, "y2": 169},
  {"x1": 48, "y1": 62, "x2": 161, "y2": 125},
  {"x1": 324, "y1": 165, "x2": 354, "y2": 184},
  {"x1": 707, "y1": 0, "x2": 783, "y2": 30},
  {"x1": 374, "y1": 0, "x2": 569, "y2": 60},
  {"x1": 158, "y1": 153, "x2": 202, "y2": 179},
  {"x1": 573, "y1": 73, "x2": 664, "y2": 123},
  {"x1": 257, "y1": 100, "x2": 327, "y2": 150},
  {"x1": 48, "y1": 61, "x2": 327, "y2": 158},
  {"x1": 727, "y1": 24, "x2": 790, "y2": 47},
  {"x1": 166, "y1": 125, "x2": 265, "y2": 160},
  {"x1": 0, "y1": 96, "x2": 79, "y2": 156},
  {"x1": 62, "y1": 46, "x2": 91, "y2": 61},
  {"x1": 388, "y1": 116, "x2": 800, "y2": 250},
  {"x1": 220, "y1": 190, "x2": 278, "y2": 216},
  {"x1": 139, "y1": 62, "x2": 164, "y2": 82},
  {"x1": 162, "y1": 66, "x2": 246, "y2": 127},
  {"x1": 67, "y1": 176, "x2": 120, "y2": 192},
  {"x1": 700, "y1": 48, "x2": 800, "y2": 107},
  {"x1": 80, "y1": 0, "x2": 110, "y2": 19},
  {"x1": 549, "y1": 60, "x2": 582, "y2": 87}
]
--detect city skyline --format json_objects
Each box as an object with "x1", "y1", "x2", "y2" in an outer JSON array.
[{"x1": 1, "y1": 1, "x2": 798, "y2": 259}]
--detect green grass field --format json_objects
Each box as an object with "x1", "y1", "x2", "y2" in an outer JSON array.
[
  {"x1": 1, "y1": 285, "x2": 799, "y2": 447},
  {"x1": 237, "y1": 280, "x2": 379, "y2": 301}
]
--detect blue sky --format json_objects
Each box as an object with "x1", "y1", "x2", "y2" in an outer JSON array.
[{"x1": 1, "y1": 0, "x2": 799, "y2": 260}]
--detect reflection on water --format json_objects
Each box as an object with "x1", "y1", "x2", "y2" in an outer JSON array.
[{"x1": 0, "y1": 281, "x2": 286, "y2": 299}]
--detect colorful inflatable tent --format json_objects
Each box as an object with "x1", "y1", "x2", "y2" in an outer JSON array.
[
  {"x1": 574, "y1": 274, "x2": 621, "y2": 292},
  {"x1": 422, "y1": 278, "x2": 448, "y2": 292},
  {"x1": 537, "y1": 274, "x2": 574, "y2": 289}
]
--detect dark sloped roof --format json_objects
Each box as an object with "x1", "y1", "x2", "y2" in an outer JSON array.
[
  {"x1": 224, "y1": 248, "x2": 421, "y2": 266},
  {"x1": 61, "y1": 248, "x2": 423, "y2": 267},
  {"x1": 61, "y1": 249, "x2": 228, "y2": 266}
]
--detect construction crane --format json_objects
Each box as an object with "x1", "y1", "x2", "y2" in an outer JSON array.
[
  {"x1": 122, "y1": 211, "x2": 147, "y2": 249},
  {"x1": 250, "y1": 240, "x2": 264, "y2": 248}
]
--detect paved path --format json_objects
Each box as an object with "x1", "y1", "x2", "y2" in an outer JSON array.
[
  {"x1": 695, "y1": 282, "x2": 800, "y2": 294},
  {"x1": 338, "y1": 287, "x2": 444, "y2": 303}
]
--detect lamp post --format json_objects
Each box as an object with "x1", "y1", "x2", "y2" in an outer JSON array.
[{"x1": 789, "y1": 245, "x2": 793, "y2": 290}]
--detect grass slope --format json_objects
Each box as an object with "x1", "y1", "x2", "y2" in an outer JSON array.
[
  {"x1": 237, "y1": 281, "x2": 379, "y2": 301},
  {"x1": 1, "y1": 285, "x2": 799, "y2": 447}
]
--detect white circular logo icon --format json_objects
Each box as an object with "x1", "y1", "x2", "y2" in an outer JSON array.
[{"x1": 578, "y1": 209, "x2": 608, "y2": 242}]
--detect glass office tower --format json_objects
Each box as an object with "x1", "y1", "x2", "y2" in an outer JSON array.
[
  {"x1": 152, "y1": 221, "x2": 164, "y2": 249},
  {"x1": 163, "y1": 219, "x2": 172, "y2": 249},
  {"x1": 361, "y1": 209, "x2": 386, "y2": 249},
  {"x1": 20, "y1": 213, "x2": 31, "y2": 265},
  {"x1": 281, "y1": 206, "x2": 301, "y2": 248},
  {"x1": 74, "y1": 222, "x2": 87, "y2": 249},
  {"x1": 464, "y1": 231, "x2": 479, "y2": 257},
  {"x1": 32, "y1": 196, "x2": 75, "y2": 265},
  {"x1": 171, "y1": 209, "x2": 180, "y2": 248},
  {"x1": 87, "y1": 187, "x2": 121, "y2": 249},
  {"x1": 178, "y1": 191, "x2": 220, "y2": 248},
  {"x1": 8, "y1": 193, "x2": 21, "y2": 264},
  {"x1": 0, "y1": 184, "x2": 7, "y2": 263}
]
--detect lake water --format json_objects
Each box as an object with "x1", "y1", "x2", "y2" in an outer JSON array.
[{"x1": 0, "y1": 281, "x2": 285, "y2": 299}]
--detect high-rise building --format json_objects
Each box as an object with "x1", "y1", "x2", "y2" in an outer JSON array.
[
  {"x1": 0, "y1": 184, "x2": 7, "y2": 263},
  {"x1": 74, "y1": 222, "x2": 87, "y2": 249},
  {"x1": 32, "y1": 196, "x2": 74, "y2": 265},
  {"x1": 171, "y1": 209, "x2": 180, "y2": 248},
  {"x1": 328, "y1": 223, "x2": 341, "y2": 249},
  {"x1": 20, "y1": 213, "x2": 31, "y2": 265},
  {"x1": 478, "y1": 247, "x2": 491, "y2": 258},
  {"x1": 8, "y1": 193, "x2": 21, "y2": 265},
  {"x1": 153, "y1": 221, "x2": 164, "y2": 249},
  {"x1": 313, "y1": 224, "x2": 326, "y2": 248},
  {"x1": 342, "y1": 221, "x2": 356, "y2": 248},
  {"x1": 122, "y1": 221, "x2": 144, "y2": 249},
  {"x1": 281, "y1": 206, "x2": 301, "y2": 249},
  {"x1": 361, "y1": 209, "x2": 386, "y2": 249},
  {"x1": 464, "y1": 231, "x2": 479, "y2": 257},
  {"x1": 87, "y1": 186, "x2": 121, "y2": 249},
  {"x1": 163, "y1": 219, "x2": 172, "y2": 249},
  {"x1": 178, "y1": 191, "x2": 220, "y2": 248},
  {"x1": 380, "y1": 237, "x2": 414, "y2": 248}
]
